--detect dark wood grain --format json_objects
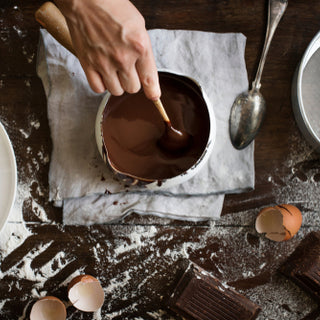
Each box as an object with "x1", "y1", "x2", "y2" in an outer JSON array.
[{"x1": 1, "y1": 0, "x2": 320, "y2": 319}]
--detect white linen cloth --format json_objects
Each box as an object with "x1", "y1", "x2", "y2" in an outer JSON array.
[{"x1": 37, "y1": 29, "x2": 254, "y2": 224}]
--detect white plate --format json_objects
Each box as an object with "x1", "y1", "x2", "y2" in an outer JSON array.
[{"x1": 0, "y1": 121, "x2": 17, "y2": 232}]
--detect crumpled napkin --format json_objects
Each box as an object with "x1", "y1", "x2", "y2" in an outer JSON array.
[{"x1": 37, "y1": 29, "x2": 254, "y2": 224}]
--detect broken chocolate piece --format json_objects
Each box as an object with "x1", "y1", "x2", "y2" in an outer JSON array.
[
  {"x1": 168, "y1": 263, "x2": 261, "y2": 320},
  {"x1": 280, "y1": 231, "x2": 320, "y2": 301}
]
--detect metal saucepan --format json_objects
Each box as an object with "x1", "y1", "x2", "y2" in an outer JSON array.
[{"x1": 95, "y1": 69, "x2": 216, "y2": 190}]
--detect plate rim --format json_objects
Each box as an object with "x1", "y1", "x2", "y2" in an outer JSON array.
[{"x1": 0, "y1": 121, "x2": 17, "y2": 233}]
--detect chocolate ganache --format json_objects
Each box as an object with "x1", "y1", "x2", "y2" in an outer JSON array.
[{"x1": 101, "y1": 72, "x2": 210, "y2": 181}]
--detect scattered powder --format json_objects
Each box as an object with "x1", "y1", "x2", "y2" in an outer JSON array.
[
  {"x1": 13, "y1": 25, "x2": 23, "y2": 37},
  {"x1": 271, "y1": 130, "x2": 320, "y2": 226},
  {"x1": 93, "y1": 310, "x2": 102, "y2": 320},
  {"x1": 147, "y1": 310, "x2": 177, "y2": 319},
  {"x1": 37, "y1": 150, "x2": 50, "y2": 165},
  {"x1": 0, "y1": 301, "x2": 6, "y2": 310},
  {"x1": 9, "y1": 241, "x2": 54, "y2": 284},
  {"x1": 245, "y1": 276, "x2": 317, "y2": 318},
  {"x1": 0, "y1": 156, "x2": 77, "y2": 319},
  {"x1": 18, "y1": 301, "x2": 32, "y2": 320},
  {"x1": 30, "y1": 120, "x2": 40, "y2": 130},
  {"x1": 105, "y1": 302, "x2": 139, "y2": 319},
  {"x1": 136, "y1": 269, "x2": 159, "y2": 291},
  {"x1": 19, "y1": 128, "x2": 30, "y2": 139},
  {"x1": 1, "y1": 194, "x2": 318, "y2": 320},
  {"x1": 110, "y1": 225, "x2": 158, "y2": 257},
  {"x1": 216, "y1": 264, "x2": 224, "y2": 275},
  {"x1": 259, "y1": 262, "x2": 267, "y2": 269},
  {"x1": 1, "y1": 106, "x2": 319, "y2": 320},
  {"x1": 0, "y1": 221, "x2": 31, "y2": 255},
  {"x1": 0, "y1": 25, "x2": 9, "y2": 42},
  {"x1": 1, "y1": 180, "x2": 34, "y2": 250},
  {"x1": 22, "y1": 46, "x2": 35, "y2": 64},
  {"x1": 104, "y1": 270, "x2": 132, "y2": 298},
  {"x1": 242, "y1": 270, "x2": 255, "y2": 278},
  {"x1": 18, "y1": 119, "x2": 41, "y2": 140},
  {"x1": 59, "y1": 269, "x2": 85, "y2": 289},
  {"x1": 40, "y1": 251, "x2": 71, "y2": 278}
]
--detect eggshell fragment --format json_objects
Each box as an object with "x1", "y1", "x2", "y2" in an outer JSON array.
[
  {"x1": 30, "y1": 296, "x2": 66, "y2": 320},
  {"x1": 68, "y1": 274, "x2": 105, "y2": 312},
  {"x1": 255, "y1": 204, "x2": 302, "y2": 242}
]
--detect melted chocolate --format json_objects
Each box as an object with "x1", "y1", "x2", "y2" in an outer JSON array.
[
  {"x1": 101, "y1": 72, "x2": 210, "y2": 181},
  {"x1": 158, "y1": 122, "x2": 192, "y2": 152}
]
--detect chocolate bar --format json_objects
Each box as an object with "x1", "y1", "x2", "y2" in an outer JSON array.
[
  {"x1": 168, "y1": 263, "x2": 261, "y2": 320},
  {"x1": 280, "y1": 231, "x2": 320, "y2": 301}
]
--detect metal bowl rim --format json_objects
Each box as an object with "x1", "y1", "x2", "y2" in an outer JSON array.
[{"x1": 295, "y1": 30, "x2": 320, "y2": 146}]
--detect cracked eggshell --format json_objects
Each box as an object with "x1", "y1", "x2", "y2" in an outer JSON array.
[
  {"x1": 30, "y1": 296, "x2": 66, "y2": 320},
  {"x1": 255, "y1": 204, "x2": 302, "y2": 242},
  {"x1": 68, "y1": 274, "x2": 105, "y2": 312}
]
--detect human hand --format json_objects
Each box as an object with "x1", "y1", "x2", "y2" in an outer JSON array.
[{"x1": 55, "y1": 0, "x2": 161, "y2": 100}]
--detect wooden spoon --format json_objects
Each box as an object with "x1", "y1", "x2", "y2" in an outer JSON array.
[
  {"x1": 153, "y1": 99, "x2": 191, "y2": 152},
  {"x1": 35, "y1": 2, "x2": 191, "y2": 152}
]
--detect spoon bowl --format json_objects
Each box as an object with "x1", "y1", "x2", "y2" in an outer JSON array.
[
  {"x1": 158, "y1": 123, "x2": 192, "y2": 153},
  {"x1": 152, "y1": 99, "x2": 192, "y2": 152},
  {"x1": 229, "y1": 89, "x2": 266, "y2": 149}
]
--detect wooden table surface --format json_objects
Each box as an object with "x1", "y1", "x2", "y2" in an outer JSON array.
[{"x1": 1, "y1": 0, "x2": 320, "y2": 319}]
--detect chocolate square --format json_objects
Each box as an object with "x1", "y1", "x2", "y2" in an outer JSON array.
[
  {"x1": 280, "y1": 231, "x2": 320, "y2": 301},
  {"x1": 168, "y1": 263, "x2": 261, "y2": 320}
]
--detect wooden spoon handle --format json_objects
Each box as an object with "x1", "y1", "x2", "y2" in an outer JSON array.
[
  {"x1": 35, "y1": 1, "x2": 76, "y2": 56},
  {"x1": 153, "y1": 99, "x2": 170, "y2": 123}
]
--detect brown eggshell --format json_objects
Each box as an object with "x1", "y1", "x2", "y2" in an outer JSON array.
[
  {"x1": 30, "y1": 296, "x2": 66, "y2": 320},
  {"x1": 255, "y1": 204, "x2": 302, "y2": 242},
  {"x1": 275, "y1": 204, "x2": 303, "y2": 240},
  {"x1": 67, "y1": 274, "x2": 99, "y2": 292},
  {"x1": 68, "y1": 274, "x2": 105, "y2": 312}
]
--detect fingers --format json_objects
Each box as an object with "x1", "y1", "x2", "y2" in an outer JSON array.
[
  {"x1": 118, "y1": 68, "x2": 141, "y2": 94},
  {"x1": 84, "y1": 59, "x2": 145, "y2": 97},
  {"x1": 78, "y1": 35, "x2": 159, "y2": 98},
  {"x1": 101, "y1": 70, "x2": 124, "y2": 96},
  {"x1": 83, "y1": 64, "x2": 124, "y2": 96},
  {"x1": 84, "y1": 67, "x2": 106, "y2": 93},
  {"x1": 135, "y1": 37, "x2": 161, "y2": 101}
]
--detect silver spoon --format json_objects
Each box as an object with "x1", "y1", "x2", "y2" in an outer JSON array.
[{"x1": 229, "y1": 0, "x2": 288, "y2": 150}]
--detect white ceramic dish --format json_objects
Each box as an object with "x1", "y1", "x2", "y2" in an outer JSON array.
[
  {"x1": 95, "y1": 70, "x2": 216, "y2": 190},
  {"x1": 0, "y1": 121, "x2": 17, "y2": 232},
  {"x1": 292, "y1": 30, "x2": 320, "y2": 152}
]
